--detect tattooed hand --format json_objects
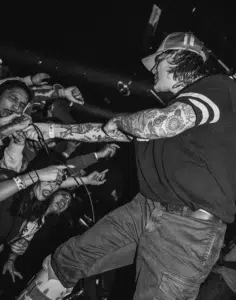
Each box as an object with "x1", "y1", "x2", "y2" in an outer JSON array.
[
  {"x1": 11, "y1": 130, "x2": 26, "y2": 145},
  {"x1": 103, "y1": 118, "x2": 119, "y2": 136},
  {"x1": 23, "y1": 123, "x2": 49, "y2": 141}
]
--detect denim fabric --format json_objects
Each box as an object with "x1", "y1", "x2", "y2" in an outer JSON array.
[
  {"x1": 52, "y1": 193, "x2": 226, "y2": 300},
  {"x1": 216, "y1": 245, "x2": 236, "y2": 293}
]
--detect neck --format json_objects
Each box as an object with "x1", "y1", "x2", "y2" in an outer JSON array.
[
  {"x1": 170, "y1": 84, "x2": 185, "y2": 94},
  {"x1": 170, "y1": 76, "x2": 204, "y2": 94}
]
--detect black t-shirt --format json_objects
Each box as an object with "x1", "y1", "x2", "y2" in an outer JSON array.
[{"x1": 135, "y1": 75, "x2": 236, "y2": 223}]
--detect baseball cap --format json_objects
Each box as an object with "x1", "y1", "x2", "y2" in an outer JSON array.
[{"x1": 142, "y1": 32, "x2": 208, "y2": 71}]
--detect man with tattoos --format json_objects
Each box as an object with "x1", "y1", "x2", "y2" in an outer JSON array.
[{"x1": 19, "y1": 32, "x2": 236, "y2": 300}]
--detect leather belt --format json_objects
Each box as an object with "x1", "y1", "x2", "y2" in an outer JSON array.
[{"x1": 161, "y1": 203, "x2": 220, "y2": 222}]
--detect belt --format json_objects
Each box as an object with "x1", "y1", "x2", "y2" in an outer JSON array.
[{"x1": 161, "y1": 203, "x2": 220, "y2": 222}]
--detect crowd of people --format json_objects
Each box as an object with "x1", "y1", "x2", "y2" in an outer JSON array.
[
  {"x1": 1, "y1": 31, "x2": 236, "y2": 300},
  {"x1": 0, "y1": 66, "x2": 127, "y2": 299}
]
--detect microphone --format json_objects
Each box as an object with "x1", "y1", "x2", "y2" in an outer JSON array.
[
  {"x1": 116, "y1": 78, "x2": 166, "y2": 106},
  {"x1": 116, "y1": 80, "x2": 132, "y2": 96}
]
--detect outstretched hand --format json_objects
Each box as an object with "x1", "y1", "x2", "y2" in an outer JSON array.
[
  {"x1": 31, "y1": 73, "x2": 50, "y2": 86},
  {"x1": 83, "y1": 169, "x2": 108, "y2": 185},
  {"x1": 2, "y1": 260, "x2": 23, "y2": 283},
  {"x1": 97, "y1": 143, "x2": 120, "y2": 159},
  {"x1": 60, "y1": 87, "x2": 84, "y2": 105},
  {"x1": 37, "y1": 165, "x2": 74, "y2": 182}
]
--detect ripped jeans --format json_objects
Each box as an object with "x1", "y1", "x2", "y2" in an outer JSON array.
[{"x1": 52, "y1": 193, "x2": 226, "y2": 300}]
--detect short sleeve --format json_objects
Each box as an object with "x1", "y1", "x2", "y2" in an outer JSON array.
[{"x1": 175, "y1": 75, "x2": 231, "y2": 126}]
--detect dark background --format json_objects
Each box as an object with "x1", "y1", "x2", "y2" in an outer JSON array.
[
  {"x1": 1, "y1": 1, "x2": 236, "y2": 299},
  {"x1": 1, "y1": 0, "x2": 235, "y2": 110}
]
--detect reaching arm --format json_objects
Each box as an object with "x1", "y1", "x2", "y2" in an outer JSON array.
[
  {"x1": 28, "y1": 122, "x2": 131, "y2": 142},
  {"x1": 107, "y1": 102, "x2": 197, "y2": 139},
  {"x1": 0, "y1": 165, "x2": 69, "y2": 203},
  {"x1": 54, "y1": 123, "x2": 131, "y2": 142},
  {"x1": 0, "y1": 171, "x2": 38, "y2": 202}
]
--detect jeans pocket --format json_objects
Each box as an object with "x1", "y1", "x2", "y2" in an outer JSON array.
[
  {"x1": 201, "y1": 224, "x2": 226, "y2": 269},
  {"x1": 154, "y1": 271, "x2": 199, "y2": 300}
]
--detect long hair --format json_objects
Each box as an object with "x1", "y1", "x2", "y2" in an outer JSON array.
[
  {"x1": 157, "y1": 50, "x2": 213, "y2": 86},
  {"x1": 11, "y1": 187, "x2": 72, "y2": 226},
  {"x1": 0, "y1": 79, "x2": 33, "y2": 102}
]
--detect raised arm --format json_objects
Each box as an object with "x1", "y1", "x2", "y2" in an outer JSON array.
[
  {"x1": 0, "y1": 165, "x2": 70, "y2": 203},
  {"x1": 104, "y1": 102, "x2": 196, "y2": 139}
]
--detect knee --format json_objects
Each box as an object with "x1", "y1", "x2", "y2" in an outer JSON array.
[{"x1": 17, "y1": 255, "x2": 73, "y2": 300}]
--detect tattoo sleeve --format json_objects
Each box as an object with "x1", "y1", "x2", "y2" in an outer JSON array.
[
  {"x1": 114, "y1": 102, "x2": 197, "y2": 139},
  {"x1": 56, "y1": 123, "x2": 131, "y2": 142}
]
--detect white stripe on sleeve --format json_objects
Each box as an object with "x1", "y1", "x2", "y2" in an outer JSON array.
[
  {"x1": 177, "y1": 92, "x2": 220, "y2": 123},
  {"x1": 188, "y1": 99, "x2": 209, "y2": 125}
]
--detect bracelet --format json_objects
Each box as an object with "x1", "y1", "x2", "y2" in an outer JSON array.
[
  {"x1": 13, "y1": 176, "x2": 26, "y2": 191},
  {"x1": 49, "y1": 124, "x2": 55, "y2": 139},
  {"x1": 34, "y1": 170, "x2": 40, "y2": 182},
  {"x1": 58, "y1": 88, "x2": 65, "y2": 98},
  {"x1": 94, "y1": 152, "x2": 98, "y2": 160},
  {"x1": 28, "y1": 172, "x2": 35, "y2": 184}
]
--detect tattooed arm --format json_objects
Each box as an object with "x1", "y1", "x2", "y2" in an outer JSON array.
[
  {"x1": 105, "y1": 102, "x2": 196, "y2": 139},
  {"x1": 0, "y1": 115, "x2": 31, "y2": 141},
  {"x1": 55, "y1": 123, "x2": 131, "y2": 142},
  {"x1": 28, "y1": 123, "x2": 131, "y2": 142}
]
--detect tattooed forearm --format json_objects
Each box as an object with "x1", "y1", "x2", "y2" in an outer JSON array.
[
  {"x1": 0, "y1": 117, "x2": 24, "y2": 140},
  {"x1": 33, "y1": 88, "x2": 60, "y2": 102},
  {"x1": 57, "y1": 123, "x2": 130, "y2": 142},
  {"x1": 114, "y1": 102, "x2": 196, "y2": 139}
]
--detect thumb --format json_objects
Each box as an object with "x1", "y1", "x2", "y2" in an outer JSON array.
[{"x1": 97, "y1": 179, "x2": 106, "y2": 185}]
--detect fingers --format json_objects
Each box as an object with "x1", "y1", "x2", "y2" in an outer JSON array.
[
  {"x1": 2, "y1": 266, "x2": 6, "y2": 275},
  {"x1": 0, "y1": 113, "x2": 21, "y2": 125},
  {"x1": 110, "y1": 143, "x2": 120, "y2": 148},
  {"x1": 10, "y1": 270, "x2": 15, "y2": 283},
  {"x1": 107, "y1": 144, "x2": 120, "y2": 157},
  {"x1": 96, "y1": 179, "x2": 106, "y2": 185},
  {"x1": 14, "y1": 271, "x2": 23, "y2": 280},
  {"x1": 94, "y1": 169, "x2": 108, "y2": 181}
]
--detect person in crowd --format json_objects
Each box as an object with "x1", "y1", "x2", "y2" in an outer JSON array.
[
  {"x1": 1, "y1": 188, "x2": 73, "y2": 283},
  {"x1": 0, "y1": 165, "x2": 70, "y2": 203},
  {"x1": 19, "y1": 31, "x2": 236, "y2": 299},
  {"x1": 0, "y1": 76, "x2": 84, "y2": 173}
]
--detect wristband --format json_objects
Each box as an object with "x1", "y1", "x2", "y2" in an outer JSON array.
[
  {"x1": 49, "y1": 124, "x2": 55, "y2": 139},
  {"x1": 58, "y1": 88, "x2": 65, "y2": 98},
  {"x1": 62, "y1": 152, "x2": 70, "y2": 159},
  {"x1": 13, "y1": 176, "x2": 26, "y2": 190},
  {"x1": 94, "y1": 152, "x2": 98, "y2": 160}
]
